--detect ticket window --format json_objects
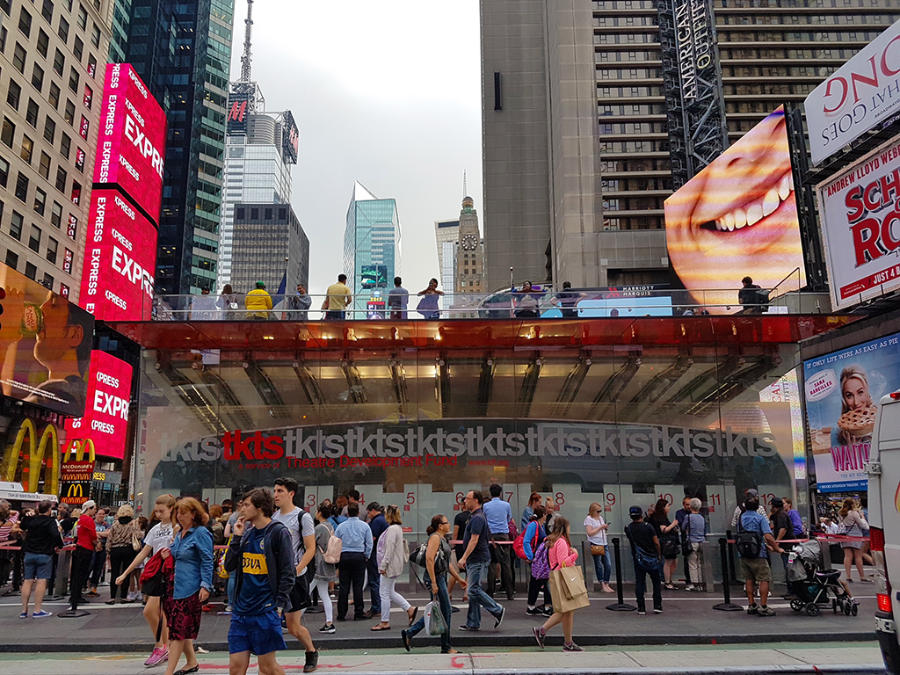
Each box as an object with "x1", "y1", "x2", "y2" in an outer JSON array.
[{"x1": 301, "y1": 486, "x2": 334, "y2": 512}]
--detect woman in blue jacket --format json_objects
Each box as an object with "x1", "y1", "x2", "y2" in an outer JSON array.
[{"x1": 524, "y1": 505, "x2": 551, "y2": 616}]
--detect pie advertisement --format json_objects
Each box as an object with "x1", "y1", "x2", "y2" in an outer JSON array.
[{"x1": 803, "y1": 330, "x2": 900, "y2": 493}]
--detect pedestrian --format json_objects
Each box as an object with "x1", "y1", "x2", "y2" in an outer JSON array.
[
  {"x1": 364, "y1": 502, "x2": 387, "y2": 619},
  {"x1": 51, "y1": 502, "x2": 72, "y2": 597},
  {"x1": 323, "y1": 274, "x2": 352, "y2": 320},
  {"x1": 730, "y1": 488, "x2": 767, "y2": 528},
  {"x1": 115, "y1": 494, "x2": 177, "y2": 667},
  {"x1": 738, "y1": 493, "x2": 782, "y2": 616},
  {"x1": 457, "y1": 490, "x2": 505, "y2": 631},
  {"x1": 287, "y1": 284, "x2": 312, "y2": 320},
  {"x1": 15, "y1": 500, "x2": 62, "y2": 618},
  {"x1": 189, "y1": 287, "x2": 217, "y2": 319},
  {"x1": 245, "y1": 281, "x2": 273, "y2": 320},
  {"x1": 624, "y1": 506, "x2": 663, "y2": 615},
  {"x1": 105, "y1": 504, "x2": 140, "y2": 604},
  {"x1": 738, "y1": 276, "x2": 764, "y2": 314},
  {"x1": 225, "y1": 488, "x2": 306, "y2": 674},
  {"x1": 769, "y1": 497, "x2": 793, "y2": 586},
  {"x1": 372, "y1": 505, "x2": 416, "y2": 630},
  {"x1": 531, "y1": 517, "x2": 583, "y2": 651},
  {"x1": 312, "y1": 503, "x2": 337, "y2": 634},
  {"x1": 521, "y1": 493, "x2": 542, "y2": 532},
  {"x1": 329, "y1": 497, "x2": 348, "y2": 530},
  {"x1": 514, "y1": 280, "x2": 540, "y2": 318},
  {"x1": 524, "y1": 505, "x2": 552, "y2": 615},
  {"x1": 334, "y1": 502, "x2": 373, "y2": 621},
  {"x1": 839, "y1": 497, "x2": 870, "y2": 583},
  {"x1": 0, "y1": 500, "x2": 19, "y2": 591},
  {"x1": 482, "y1": 484, "x2": 514, "y2": 600},
  {"x1": 68, "y1": 500, "x2": 97, "y2": 610},
  {"x1": 87, "y1": 507, "x2": 109, "y2": 597},
  {"x1": 387, "y1": 276, "x2": 409, "y2": 320},
  {"x1": 449, "y1": 503, "x2": 470, "y2": 605},
  {"x1": 647, "y1": 499, "x2": 679, "y2": 590},
  {"x1": 554, "y1": 281, "x2": 579, "y2": 318},
  {"x1": 674, "y1": 496, "x2": 692, "y2": 529},
  {"x1": 682, "y1": 498, "x2": 707, "y2": 592},
  {"x1": 584, "y1": 503, "x2": 614, "y2": 593},
  {"x1": 416, "y1": 278, "x2": 443, "y2": 319},
  {"x1": 164, "y1": 497, "x2": 214, "y2": 675},
  {"x1": 783, "y1": 498, "x2": 805, "y2": 539}
]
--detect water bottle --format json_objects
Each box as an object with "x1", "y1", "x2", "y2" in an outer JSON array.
[{"x1": 20, "y1": 303, "x2": 44, "y2": 337}]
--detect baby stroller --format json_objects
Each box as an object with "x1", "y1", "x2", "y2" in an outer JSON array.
[{"x1": 786, "y1": 539, "x2": 856, "y2": 617}]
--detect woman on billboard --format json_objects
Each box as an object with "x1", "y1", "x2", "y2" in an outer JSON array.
[{"x1": 832, "y1": 366, "x2": 877, "y2": 447}]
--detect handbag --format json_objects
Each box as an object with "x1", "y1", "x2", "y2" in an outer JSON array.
[
  {"x1": 549, "y1": 567, "x2": 590, "y2": 613},
  {"x1": 635, "y1": 547, "x2": 661, "y2": 572},
  {"x1": 590, "y1": 544, "x2": 605, "y2": 557},
  {"x1": 131, "y1": 527, "x2": 142, "y2": 552},
  {"x1": 425, "y1": 600, "x2": 447, "y2": 636}
]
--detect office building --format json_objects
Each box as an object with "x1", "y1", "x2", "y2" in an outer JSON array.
[
  {"x1": 230, "y1": 201, "x2": 308, "y2": 295},
  {"x1": 344, "y1": 181, "x2": 400, "y2": 317},
  {"x1": 108, "y1": 0, "x2": 235, "y2": 294},
  {"x1": 0, "y1": 0, "x2": 113, "y2": 300},
  {"x1": 434, "y1": 218, "x2": 458, "y2": 297},
  {"x1": 455, "y1": 196, "x2": 485, "y2": 295}
]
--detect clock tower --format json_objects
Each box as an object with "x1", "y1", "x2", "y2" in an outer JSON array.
[{"x1": 455, "y1": 196, "x2": 485, "y2": 294}]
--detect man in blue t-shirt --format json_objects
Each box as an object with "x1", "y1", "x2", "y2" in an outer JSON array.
[
  {"x1": 225, "y1": 488, "x2": 303, "y2": 673},
  {"x1": 483, "y1": 484, "x2": 515, "y2": 600},
  {"x1": 458, "y1": 490, "x2": 505, "y2": 631},
  {"x1": 738, "y1": 495, "x2": 784, "y2": 617}
]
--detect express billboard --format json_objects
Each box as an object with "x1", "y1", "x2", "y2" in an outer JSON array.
[
  {"x1": 93, "y1": 63, "x2": 166, "y2": 221},
  {"x1": 804, "y1": 20, "x2": 900, "y2": 167},
  {"x1": 804, "y1": 330, "x2": 900, "y2": 492},
  {"x1": 78, "y1": 188, "x2": 157, "y2": 321},
  {"x1": 64, "y1": 351, "x2": 133, "y2": 460},
  {"x1": 0, "y1": 263, "x2": 94, "y2": 416},
  {"x1": 665, "y1": 106, "x2": 807, "y2": 310}
]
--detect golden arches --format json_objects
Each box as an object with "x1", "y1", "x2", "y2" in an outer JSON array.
[
  {"x1": 63, "y1": 438, "x2": 96, "y2": 463},
  {"x1": 0, "y1": 419, "x2": 60, "y2": 494}
]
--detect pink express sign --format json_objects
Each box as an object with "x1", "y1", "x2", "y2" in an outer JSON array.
[{"x1": 65, "y1": 351, "x2": 133, "y2": 459}]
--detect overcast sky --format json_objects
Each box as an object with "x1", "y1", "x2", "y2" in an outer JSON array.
[{"x1": 230, "y1": 1, "x2": 483, "y2": 297}]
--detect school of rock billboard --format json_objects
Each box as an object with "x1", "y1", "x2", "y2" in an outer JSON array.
[{"x1": 804, "y1": 330, "x2": 900, "y2": 492}]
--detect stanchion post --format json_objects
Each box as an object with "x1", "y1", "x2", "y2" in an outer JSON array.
[
  {"x1": 606, "y1": 537, "x2": 636, "y2": 612},
  {"x1": 713, "y1": 536, "x2": 743, "y2": 611},
  {"x1": 726, "y1": 529, "x2": 738, "y2": 585}
]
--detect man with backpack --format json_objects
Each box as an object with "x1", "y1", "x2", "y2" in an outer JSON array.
[
  {"x1": 272, "y1": 478, "x2": 318, "y2": 672},
  {"x1": 737, "y1": 494, "x2": 784, "y2": 617},
  {"x1": 225, "y1": 488, "x2": 312, "y2": 673},
  {"x1": 624, "y1": 506, "x2": 663, "y2": 615}
]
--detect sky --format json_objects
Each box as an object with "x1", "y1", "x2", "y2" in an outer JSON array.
[{"x1": 230, "y1": 0, "x2": 484, "y2": 297}]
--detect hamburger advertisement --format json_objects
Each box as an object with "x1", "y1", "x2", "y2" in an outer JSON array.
[{"x1": 804, "y1": 330, "x2": 900, "y2": 492}]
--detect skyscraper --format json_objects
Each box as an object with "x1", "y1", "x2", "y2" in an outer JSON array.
[
  {"x1": 108, "y1": 0, "x2": 234, "y2": 294},
  {"x1": 230, "y1": 202, "x2": 308, "y2": 295},
  {"x1": 344, "y1": 182, "x2": 400, "y2": 317},
  {"x1": 434, "y1": 218, "x2": 459, "y2": 297},
  {"x1": 455, "y1": 196, "x2": 485, "y2": 296}
]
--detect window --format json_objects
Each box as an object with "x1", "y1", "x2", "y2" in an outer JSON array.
[
  {"x1": 73, "y1": 35, "x2": 83, "y2": 60},
  {"x1": 24, "y1": 262, "x2": 36, "y2": 280},
  {"x1": 83, "y1": 85, "x2": 92, "y2": 109},
  {"x1": 0, "y1": 156, "x2": 8, "y2": 187},
  {"x1": 0, "y1": 25, "x2": 6, "y2": 52},
  {"x1": 29, "y1": 225, "x2": 41, "y2": 252},
  {"x1": 55, "y1": 166, "x2": 67, "y2": 191},
  {"x1": 87, "y1": 54, "x2": 97, "y2": 78},
  {"x1": 70, "y1": 180, "x2": 81, "y2": 205},
  {"x1": 78, "y1": 116, "x2": 88, "y2": 140},
  {"x1": 57, "y1": 16, "x2": 68, "y2": 43},
  {"x1": 43, "y1": 115, "x2": 55, "y2": 143},
  {"x1": 26, "y1": 98, "x2": 39, "y2": 126},
  {"x1": 46, "y1": 236, "x2": 57, "y2": 263},
  {"x1": 90, "y1": 24, "x2": 100, "y2": 48},
  {"x1": 17, "y1": 7, "x2": 31, "y2": 37},
  {"x1": 41, "y1": 0, "x2": 53, "y2": 23},
  {"x1": 12, "y1": 43, "x2": 26, "y2": 72},
  {"x1": 31, "y1": 62, "x2": 44, "y2": 90},
  {"x1": 77, "y1": 6, "x2": 87, "y2": 30},
  {"x1": 68, "y1": 66, "x2": 79, "y2": 92},
  {"x1": 5, "y1": 250, "x2": 18, "y2": 270},
  {"x1": 59, "y1": 133, "x2": 70, "y2": 159},
  {"x1": 50, "y1": 201, "x2": 62, "y2": 228},
  {"x1": 53, "y1": 48, "x2": 64, "y2": 75},
  {"x1": 6, "y1": 79, "x2": 21, "y2": 109},
  {"x1": 38, "y1": 152, "x2": 51, "y2": 179},
  {"x1": 33, "y1": 186, "x2": 45, "y2": 215},
  {"x1": 64, "y1": 100, "x2": 75, "y2": 125},
  {"x1": 1, "y1": 117, "x2": 15, "y2": 147},
  {"x1": 47, "y1": 83, "x2": 60, "y2": 109},
  {"x1": 36, "y1": 29, "x2": 49, "y2": 57},
  {"x1": 74, "y1": 147, "x2": 84, "y2": 171},
  {"x1": 9, "y1": 210, "x2": 23, "y2": 239},
  {"x1": 20, "y1": 134, "x2": 32, "y2": 163},
  {"x1": 41, "y1": 272, "x2": 53, "y2": 289},
  {"x1": 15, "y1": 171, "x2": 28, "y2": 201}
]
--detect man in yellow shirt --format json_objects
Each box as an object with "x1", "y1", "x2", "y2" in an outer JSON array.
[
  {"x1": 245, "y1": 281, "x2": 273, "y2": 320},
  {"x1": 323, "y1": 274, "x2": 351, "y2": 320}
]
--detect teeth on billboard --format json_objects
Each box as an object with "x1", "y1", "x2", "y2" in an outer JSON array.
[
  {"x1": 778, "y1": 173, "x2": 793, "y2": 200},
  {"x1": 746, "y1": 203, "x2": 763, "y2": 227},
  {"x1": 732, "y1": 207, "x2": 746, "y2": 230},
  {"x1": 762, "y1": 188, "x2": 780, "y2": 217},
  {"x1": 723, "y1": 212, "x2": 735, "y2": 231}
]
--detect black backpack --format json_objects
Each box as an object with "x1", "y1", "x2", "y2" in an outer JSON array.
[{"x1": 736, "y1": 514, "x2": 762, "y2": 558}]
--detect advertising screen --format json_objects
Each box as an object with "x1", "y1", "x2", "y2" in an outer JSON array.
[
  {"x1": 816, "y1": 135, "x2": 900, "y2": 310},
  {"x1": 64, "y1": 351, "x2": 133, "y2": 459},
  {"x1": 281, "y1": 110, "x2": 299, "y2": 164},
  {"x1": 360, "y1": 264, "x2": 388, "y2": 289},
  {"x1": 0, "y1": 263, "x2": 94, "y2": 416},
  {"x1": 78, "y1": 188, "x2": 158, "y2": 321},
  {"x1": 804, "y1": 330, "x2": 900, "y2": 492},
  {"x1": 93, "y1": 63, "x2": 166, "y2": 221},
  {"x1": 665, "y1": 106, "x2": 807, "y2": 311},
  {"x1": 226, "y1": 93, "x2": 249, "y2": 134}
]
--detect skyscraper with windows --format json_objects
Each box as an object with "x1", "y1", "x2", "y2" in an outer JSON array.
[
  {"x1": 0, "y1": 0, "x2": 113, "y2": 300},
  {"x1": 344, "y1": 182, "x2": 400, "y2": 317},
  {"x1": 108, "y1": 0, "x2": 234, "y2": 294}
]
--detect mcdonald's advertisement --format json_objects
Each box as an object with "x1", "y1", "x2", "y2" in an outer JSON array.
[
  {"x1": 60, "y1": 460, "x2": 95, "y2": 506},
  {"x1": 0, "y1": 263, "x2": 94, "y2": 417},
  {"x1": 65, "y1": 351, "x2": 133, "y2": 459}
]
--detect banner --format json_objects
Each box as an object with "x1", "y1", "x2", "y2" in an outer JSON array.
[
  {"x1": 804, "y1": 330, "x2": 900, "y2": 492},
  {"x1": 816, "y1": 135, "x2": 900, "y2": 310},
  {"x1": 64, "y1": 351, "x2": 133, "y2": 459},
  {"x1": 60, "y1": 480, "x2": 90, "y2": 506}
]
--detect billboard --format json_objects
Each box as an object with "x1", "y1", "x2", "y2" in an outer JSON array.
[
  {"x1": 281, "y1": 110, "x2": 299, "y2": 164},
  {"x1": 360, "y1": 264, "x2": 388, "y2": 289},
  {"x1": 665, "y1": 106, "x2": 807, "y2": 310},
  {"x1": 804, "y1": 331, "x2": 900, "y2": 492},
  {"x1": 816, "y1": 135, "x2": 900, "y2": 310},
  {"x1": 93, "y1": 63, "x2": 166, "y2": 221},
  {"x1": 0, "y1": 263, "x2": 94, "y2": 416},
  {"x1": 804, "y1": 21, "x2": 900, "y2": 166},
  {"x1": 78, "y1": 188, "x2": 157, "y2": 321},
  {"x1": 226, "y1": 93, "x2": 249, "y2": 134},
  {"x1": 64, "y1": 351, "x2": 133, "y2": 460}
]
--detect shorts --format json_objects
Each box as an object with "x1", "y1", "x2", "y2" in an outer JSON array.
[
  {"x1": 23, "y1": 552, "x2": 53, "y2": 580},
  {"x1": 287, "y1": 574, "x2": 310, "y2": 613},
  {"x1": 228, "y1": 609, "x2": 286, "y2": 655},
  {"x1": 739, "y1": 557, "x2": 772, "y2": 582}
]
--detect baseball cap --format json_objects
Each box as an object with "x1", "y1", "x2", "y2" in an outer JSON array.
[
  {"x1": 81, "y1": 500, "x2": 96, "y2": 510},
  {"x1": 255, "y1": 281, "x2": 266, "y2": 288},
  {"x1": 744, "y1": 488, "x2": 759, "y2": 499},
  {"x1": 629, "y1": 506, "x2": 643, "y2": 517}
]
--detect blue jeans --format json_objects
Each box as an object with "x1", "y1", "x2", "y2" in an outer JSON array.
[
  {"x1": 592, "y1": 548, "x2": 612, "y2": 584},
  {"x1": 407, "y1": 574, "x2": 452, "y2": 652},
  {"x1": 465, "y1": 561, "x2": 503, "y2": 629},
  {"x1": 227, "y1": 573, "x2": 236, "y2": 608},
  {"x1": 633, "y1": 561, "x2": 662, "y2": 612}
]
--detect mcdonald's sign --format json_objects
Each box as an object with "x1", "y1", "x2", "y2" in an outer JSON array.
[
  {"x1": 0, "y1": 418, "x2": 60, "y2": 495},
  {"x1": 61, "y1": 480, "x2": 90, "y2": 506}
]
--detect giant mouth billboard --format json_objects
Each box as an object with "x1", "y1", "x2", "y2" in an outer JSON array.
[
  {"x1": 0, "y1": 264, "x2": 94, "y2": 416},
  {"x1": 665, "y1": 106, "x2": 807, "y2": 311}
]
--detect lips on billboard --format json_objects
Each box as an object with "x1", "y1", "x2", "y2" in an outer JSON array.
[
  {"x1": 664, "y1": 106, "x2": 807, "y2": 312},
  {"x1": 64, "y1": 350, "x2": 133, "y2": 460},
  {"x1": 93, "y1": 63, "x2": 166, "y2": 222},
  {"x1": 78, "y1": 188, "x2": 157, "y2": 321}
]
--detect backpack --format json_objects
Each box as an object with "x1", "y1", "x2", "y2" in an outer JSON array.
[
  {"x1": 661, "y1": 530, "x2": 680, "y2": 558},
  {"x1": 736, "y1": 514, "x2": 762, "y2": 558},
  {"x1": 323, "y1": 529, "x2": 342, "y2": 564},
  {"x1": 513, "y1": 523, "x2": 540, "y2": 560},
  {"x1": 530, "y1": 541, "x2": 550, "y2": 579}
]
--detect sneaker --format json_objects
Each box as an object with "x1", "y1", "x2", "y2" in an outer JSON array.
[
  {"x1": 401, "y1": 629, "x2": 411, "y2": 652},
  {"x1": 459, "y1": 624, "x2": 479, "y2": 631},
  {"x1": 144, "y1": 646, "x2": 168, "y2": 668},
  {"x1": 17, "y1": 612, "x2": 28, "y2": 619},
  {"x1": 318, "y1": 623, "x2": 336, "y2": 634},
  {"x1": 303, "y1": 649, "x2": 319, "y2": 673},
  {"x1": 684, "y1": 585, "x2": 696, "y2": 592},
  {"x1": 526, "y1": 606, "x2": 541, "y2": 616},
  {"x1": 653, "y1": 607, "x2": 663, "y2": 613},
  {"x1": 563, "y1": 642, "x2": 584, "y2": 652},
  {"x1": 637, "y1": 609, "x2": 646, "y2": 615},
  {"x1": 746, "y1": 604, "x2": 759, "y2": 615},
  {"x1": 757, "y1": 606, "x2": 776, "y2": 617},
  {"x1": 493, "y1": 606, "x2": 505, "y2": 629},
  {"x1": 32, "y1": 610, "x2": 52, "y2": 618},
  {"x1": 541, "y1": 606, "x2": 553, "y2": 617},
  {"x1": 532, "y1": 626, "x2": 546, "y2": 649}
]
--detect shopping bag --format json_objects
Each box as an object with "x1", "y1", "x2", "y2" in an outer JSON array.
[
  {"x1": 549, "y1": 567, "x2": 590, "y2": 613},
  {"x1": 558, "y1": 563, "x2": 588, "y2": 599},
  {"x1": 427, "y1": 601, "x2": 447, "y2": 636}
]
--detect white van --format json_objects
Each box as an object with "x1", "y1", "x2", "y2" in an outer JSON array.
[{"x1": 867, "y1": 389, "x2": 900, "y2": 673}]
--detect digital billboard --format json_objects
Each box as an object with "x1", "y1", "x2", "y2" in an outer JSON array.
[
  {"x1": 665, "y1": 106, "x2": 807, "y2": 310},
  {"x1": 64, "y1": 351, "x2": 133, "y2": 459},
  {"x1": 281, "y1": 110, "x2": 299, "y2": 164},
  {"x1": 226, "y1": 93, "x2": 249, "y2": 134},
  {"x1": 804, "y1": 330, "x2": 900, "y2": 492},
  {"x1": 360, "y1": 264, "x2": 388, "y2": 289},
  {"x1": 78, "y1": 188, "x2": 157, "y2": 321},
  {"x1": 816, "y1": 134, "x2": 900, "y2": 310},
  {"x1": 0, "y1": 263, "x2": 94, "y2": 416},
  {"x1": 93, "y1": 63, "x2": 166, "y2": 221}
]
